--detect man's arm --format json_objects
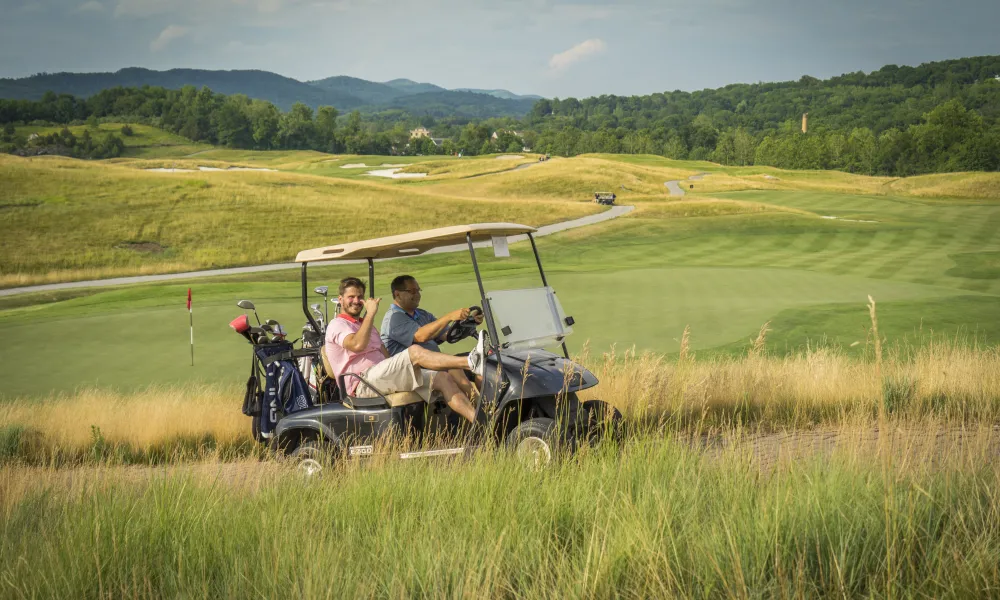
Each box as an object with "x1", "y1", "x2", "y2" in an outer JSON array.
[
  {"x1": 342, "y1": 298, "x2": 381, "y2": 352},
  {"x1": 412, "y1": 308, "x2": 468, "y2": 343}
]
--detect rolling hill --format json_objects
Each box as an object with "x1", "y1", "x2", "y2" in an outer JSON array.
[
  {"x1": 0, "y1": 67, "x2": 361, "y2": 112},
  {"x1": 0, "y1": 68, "x2": 541, "y2": 117}
]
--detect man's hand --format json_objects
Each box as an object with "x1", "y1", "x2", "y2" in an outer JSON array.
[
  {"x1": 363, "y1": 297, "x2": 381, "y2": 319},
  {"x1": 447, "y1": 307, "x2": 471, "y2": 322}
]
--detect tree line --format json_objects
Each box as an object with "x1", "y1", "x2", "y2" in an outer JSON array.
[{"x1": 1, "y1": 55, "x2": 998, "y2": 174}]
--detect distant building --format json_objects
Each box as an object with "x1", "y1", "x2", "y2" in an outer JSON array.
[
  {"x1": 410, "y1": 127, "x2": 432, "y2": 139},
  {"x1": 491, "y1": 130, "x2": 524, "y2": 140}
]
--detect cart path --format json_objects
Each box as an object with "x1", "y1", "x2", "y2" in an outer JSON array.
[
  {"x1": 0, "y1": 205, "x2": 635, "y2": 297},
  {"x1": 665, "y1": 172, "x2": 710, "y2": 196},
  {"x1": 5, "y1": 426, "x2": 996, "y2": 498},
  {"x1": 458, "y1": 159, "x2": 542, "y2": 179}
]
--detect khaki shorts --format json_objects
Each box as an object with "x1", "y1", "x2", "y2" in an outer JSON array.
[{"x1": 355, "y1": 350, "x2": 435, "y2": 401}]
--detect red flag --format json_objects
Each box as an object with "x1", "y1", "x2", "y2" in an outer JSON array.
[{"x1": 186, "y1": 288, "x2": 192, "y2": 311}]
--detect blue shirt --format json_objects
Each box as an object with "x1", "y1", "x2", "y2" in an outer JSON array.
[{"x1": 380, "y1": 304, "x2": 440, "y2": 356}]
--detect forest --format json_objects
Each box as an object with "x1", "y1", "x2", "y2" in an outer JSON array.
[{"x1": 2, "y1": 55, "x2": 998, "y2": 175}]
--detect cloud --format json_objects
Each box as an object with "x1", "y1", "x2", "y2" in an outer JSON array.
[
  {"x1": 548, "y1": 38, "x2": 606, "y2": 71},
  {"x1": 150, "y1": 25, "x2": 189, "y2": 51},
  {"x1": 75, "y1": 1, "x2": 104, "y2": 12}
]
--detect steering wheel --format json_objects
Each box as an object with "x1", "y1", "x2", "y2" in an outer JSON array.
[{"x1": 445, "y1": 306, "x2": 482, "y2": 344}]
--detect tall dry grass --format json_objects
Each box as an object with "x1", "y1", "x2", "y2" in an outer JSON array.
[
  {"x1": 578, "y1": 337, "x2": 1000, "y2": 429},
  {"x1": 0, "y1": 384, "x2": 249, "y2": 465},
  {"x1": 2, "y1": 429, "x2": 999, "y2": 599},
  {"x1": 2, "y1": 336, "x2": 998, "y2": 466}
]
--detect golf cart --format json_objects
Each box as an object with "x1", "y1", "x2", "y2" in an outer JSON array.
[
  {"x1": 594, "y1": 192, "x2": 616, "y2": 205},
  {"x1": 231, "y1": 223, "x2": 620, "y2": 473}
]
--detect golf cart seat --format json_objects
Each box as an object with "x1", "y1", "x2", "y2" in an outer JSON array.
[{"x1": 320, "y1": 348, "x2": 424, "y2": 408}]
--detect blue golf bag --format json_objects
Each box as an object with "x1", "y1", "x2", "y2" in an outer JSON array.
[{"x1": 250, "y1": 342, "x2": 315, "y2": 440}]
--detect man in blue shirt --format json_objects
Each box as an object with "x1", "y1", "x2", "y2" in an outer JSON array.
[{"x1": 381, "y1": 274, "x2": 483, "y2": 399}]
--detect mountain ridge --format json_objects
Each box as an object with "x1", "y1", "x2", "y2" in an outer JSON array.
[{"x1": 0, "y1": 67, "x2": 541, "y2": 118}]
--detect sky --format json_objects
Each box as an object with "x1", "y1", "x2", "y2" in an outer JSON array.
[{"x1": 1, "y1": 0, "x2": 998, "y2": 99}]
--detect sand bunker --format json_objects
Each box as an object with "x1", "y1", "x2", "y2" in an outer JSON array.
[
  {"x1": 366, "y1": 168, "x2": 427, "y2": 179},
  {"x1": 496, "y1": 155, "x2": 524, "y2": 160}
]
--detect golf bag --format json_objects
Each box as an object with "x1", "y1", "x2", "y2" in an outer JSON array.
[{"x1": 249, "y1": 342, "x2": 315, "y2": 439}]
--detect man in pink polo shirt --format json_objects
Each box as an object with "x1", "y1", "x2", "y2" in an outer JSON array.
[{"x1": 325, "y1": 276, "x2": 486, "y2": 424}]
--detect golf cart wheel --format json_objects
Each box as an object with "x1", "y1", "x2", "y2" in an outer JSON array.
[
  {"x1": 251, "y1": 414, "x2": 266, "y2": 444},
  {"x1": 580, "y1": 400, "x2": 624, "y2": 447},
  {"x1": 506, "y1": 418, "x2": 556, "y2": 469},
  {"x1": 290, "y1": 440, "x2": 337, "y2": 477}
]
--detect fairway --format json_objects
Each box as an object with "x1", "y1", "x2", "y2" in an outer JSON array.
[
  {"x1": 0, "y1": 265, "x2": 974, "y2": 398},
  {"x1": 1, "y1": 150, "x2": 999, "y2": 398}
]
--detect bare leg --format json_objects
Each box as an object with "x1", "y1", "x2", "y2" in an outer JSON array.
[
  {"x1": 408, "y1": 345, "x2": 469, "y2": 372},
  {"x1": 431, "y1": 371, "x2": 476, "y2": 423},
  {"x1": 448, "y1": 368, "x2": 475, "y2": 397}
]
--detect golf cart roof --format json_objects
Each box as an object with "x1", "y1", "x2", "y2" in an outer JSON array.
[{"x1": 295, "y1": 223, "x2": 537, "y2": 263}]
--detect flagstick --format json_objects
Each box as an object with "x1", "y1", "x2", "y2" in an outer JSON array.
[{"x1": 189, "y1": 305, "x2": 194, "y2": 367}]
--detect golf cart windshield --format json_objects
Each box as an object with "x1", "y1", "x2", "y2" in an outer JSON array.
[{"x1": 486, "y1": 287, "x2": 573, "y2": 351}]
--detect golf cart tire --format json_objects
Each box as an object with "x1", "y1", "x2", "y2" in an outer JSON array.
[
  {"x1": 251, "y1": 414, "x2": 266, "y2": 444},
  {"x1": 579, "y1": 399, "x2": 624, "y2": 447},
  {"x1": 291, "y1": 440, "x2": 337, "y2": 477},
  {"x1": 506, "y1": 418, "x2": 557, "y2": 468}
]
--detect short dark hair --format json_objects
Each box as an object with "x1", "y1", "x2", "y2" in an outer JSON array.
[
  {"x1": 390, "y1": 275, "x2": 416, "y2": 298},
  {"x1": 338, "y1": 277, "x2": 366, "y2": 295}
]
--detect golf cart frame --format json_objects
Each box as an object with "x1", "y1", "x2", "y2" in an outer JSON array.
[{"x1": 273, "y1": 223, "x2": 618, "y2": 466}]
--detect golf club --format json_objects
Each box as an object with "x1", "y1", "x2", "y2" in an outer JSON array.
[
  {"x1": 237, "y1": 300, "x2": 261, "y2": 325},
  {"x1": 314, "y1": 286, "x2": 329, "y2": 323}
]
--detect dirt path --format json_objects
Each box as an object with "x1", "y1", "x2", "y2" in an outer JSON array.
[
  {"x1": 0, "y1": 205, "x2": 634, "y2": 297},
  {"x1": 694, "y1": 425, "x2": 1000, "y2": 473},
  {"x1": 665, "y1": 172, "x2": 710, "y2": 196}
]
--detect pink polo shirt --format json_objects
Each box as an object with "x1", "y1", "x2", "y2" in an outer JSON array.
[{"x1": 325, "y1": 313, "x2": 385, "y2": 395}]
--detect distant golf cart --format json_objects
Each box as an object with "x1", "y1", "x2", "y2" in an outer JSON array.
[
  {"x1": 594, "y1": 192, "x2": 616, "y2": 205},
  {"x1": 230, "y1": 224, "x2": 621, "y2": 474}
]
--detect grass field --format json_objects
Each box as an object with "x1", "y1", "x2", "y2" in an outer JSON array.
[
  {"x1": 2, "y1": 143, "x2": 1000, "y2": 396},
  {"x1": 0, "y1": 154, "x2": 598, "y2": 287},
  {"x1": 2, "y1": 421, "x2": 999, "y2": 598},
  {"x1": 3, "y1": 132, "x2": 1000, "y2": 598},
  {"x1": 2, "y1": 334, "x2": 997, "y2": 465}
]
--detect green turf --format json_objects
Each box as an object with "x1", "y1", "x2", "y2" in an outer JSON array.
[
  {"x1": 2, "y1": 176, "x2": 999, "y2": 398},
  {"x1": 707, "y1": 295, "x2": 1000, "y2": 356},
  {"x1": 946, "y1": 251, "x2": 1000, "y2": 280}
]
